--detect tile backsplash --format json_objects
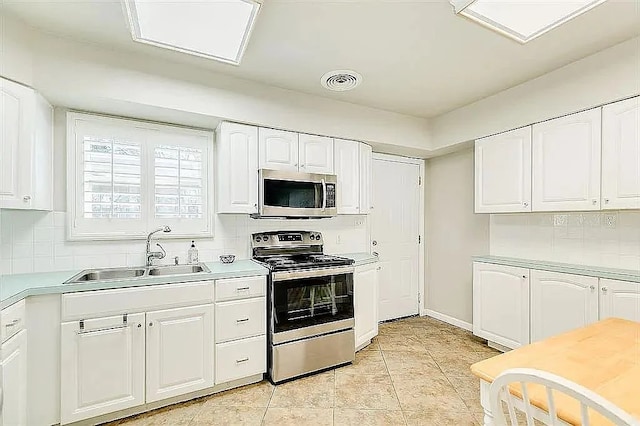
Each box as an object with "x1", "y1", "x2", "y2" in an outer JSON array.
[
  {"x1": 490, "y1": 211, "x2": 640, "y2": 271},
  {"x1": 0, "y1": 210, "x2": 369, "y2": 275}
]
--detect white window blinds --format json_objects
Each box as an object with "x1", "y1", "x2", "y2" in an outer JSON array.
[{"x1": 68, "y1": 113, "x2": 212, "y2": 240}]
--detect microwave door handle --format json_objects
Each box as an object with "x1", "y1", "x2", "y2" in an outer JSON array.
[{"x1": 321, "y1": 179, "x2": 327, "y2": 210}]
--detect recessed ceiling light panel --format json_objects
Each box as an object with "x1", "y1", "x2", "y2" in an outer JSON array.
[
  {"x1": 321, "y1": 70, "x2": 363, "y2": 92},
  {"x1": 451, "y1": 0, "x2": 607, "y2": 43},
  {"x1": 123, "y1": 0, "x2": 261, "y2": 65}
]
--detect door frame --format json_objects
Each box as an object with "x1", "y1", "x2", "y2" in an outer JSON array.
[{"x1": 371, "y1": 153, "x2": 426, "y2": 317}]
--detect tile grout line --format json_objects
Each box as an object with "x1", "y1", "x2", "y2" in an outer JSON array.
[
  {"x1": 379, "y1": 342, "x2": 408, "y2": 426},
  {"x1": 261, "y1": 381, "x2": 277, "y2": 425}
]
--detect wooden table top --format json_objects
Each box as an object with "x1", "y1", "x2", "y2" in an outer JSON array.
[{"x1": 471, "y1": 318, "x2": 640, "y2": 425}]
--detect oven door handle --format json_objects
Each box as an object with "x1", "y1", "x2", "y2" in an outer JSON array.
[
  {"x1": 321, "y1": 178, "x2": 327, "y2": 211},
  {"x1": 272, "y1": 266, "x2": 354, "y2": 281}
]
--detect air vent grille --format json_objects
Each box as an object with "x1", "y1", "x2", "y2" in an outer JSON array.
[{"x1": 320, "y1": 70, "x2": 362, "y2": 92}]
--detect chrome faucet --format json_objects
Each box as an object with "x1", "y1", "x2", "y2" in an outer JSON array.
[{"x1": 146, "y1": 226, "x2": 171, "y2": 266}]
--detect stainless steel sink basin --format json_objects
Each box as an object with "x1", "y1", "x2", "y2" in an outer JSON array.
[
  {"x1": 67, "y1": 267, "x2": 147, "y2": 283},
  {"x1": 147, "y1": 264, "x2": 209, "y2": 276},
  {"x1": 64, "y1": 263, "x2": 210, "y2": 284}
]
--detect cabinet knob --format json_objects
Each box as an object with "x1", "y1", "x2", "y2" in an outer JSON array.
[
  {"x1": 522, "y1": 275, "x2": 527, "y2": 279},
  {"x1": 592, "y1": 199, "x2": 598, "y2": 205},
  {"x1": 604, "y1": 199, "x2": 610, "y2": 204},
  {"x1": 376, "y1": 266, "x2": 381, "y2": 271},
  {"x1": 523, "y1": 202, "x2": 529, "y2": 207},
  {"x1": 372, "y1": 240, "x2": 378, "y2": 246},
  {"x1": 137, "y1": 323, "x2": 142, "y2": 328},
  {"x1": 602, "y1": 287, "x2": 608, "y2": 293},
  {"x1": 590, "y1": 285, "x2": 595, "y2": 290},
  {"x1": 149, "y1": 322, "x2": 153, "y2": 327},
  {"x1": 300, "y1": 164, "x2": 305, "y2": 168},
  {"x1": 23, "y1": 195, "x2": 31, "y2": 202},
  {"x1": 372, "y1": 251, "x2": 379, "y2": 257}
]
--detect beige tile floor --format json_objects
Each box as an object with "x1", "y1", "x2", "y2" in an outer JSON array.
[{"x1": 105, "y1": 316, "x2": 500, "y2": 426}]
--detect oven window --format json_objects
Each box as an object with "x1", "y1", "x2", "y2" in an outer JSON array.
[
  {"x1": 273, "y1": 273, "x2": 353, "y2": 334},
  {"x1": 264, "y1": 179, "x2": 322, "y2": 209}
]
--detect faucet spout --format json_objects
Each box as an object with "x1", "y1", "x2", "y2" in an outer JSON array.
[{"x1": 146, "y1": 226, "x2": 171, "y2": 266}]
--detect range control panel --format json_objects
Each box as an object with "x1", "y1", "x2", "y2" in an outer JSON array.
[{"x1": 251, "y1": 231, "x2": 323, "y2": 248}]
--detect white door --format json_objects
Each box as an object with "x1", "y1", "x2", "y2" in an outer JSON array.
[
  {"x1": 299, "y1": 134, "x2": 334, "y2": 174},
  {"x1": 0, "y1": 77, "x2": 33, "y2": 209},
  {"x1": 354, "y1": 263, "x2": 379, "y2": 350},
  {"x1": 1, "y1": 330, "x2": 27, "y2": 426},
  {"x1": 258, "y1": 128, "x2": 299, "y2": 172},
  {"x1": 60, "y1": 313, "x2": 146, "y2": 425},
  {"x1": 146, "y1": 304, "x2": 214, "y2": 403},
  {"x1": 602, "y1": 97, "x2": 640, "y2": 210},
  {"x1": 532, "y1": 108, "x2": 602, "y2": 211},
  {"x1": 600, "y1": 279, "x2": 640, "y2": 322},
  {"x1": 475, "y1": 127, "x2": 532, "y2": 213},
  {"x1": 335, "y1": 139, "x2": 361, "y2": 214},
  {"x1": 358, "y1": 143, "x2": 373, "y2": 215},
  {"x1": 372, "y1": 156, "x2": 420, "y2": 321},
  {"x1": 530, "y1": 270, "x2": 598, "y2": 342},
  {"x1": 473, "y1": 262, "x2": 530, "y2": 349},
  {"x1": 216, "y1": 122, "x2": 258, "y2": 214}
]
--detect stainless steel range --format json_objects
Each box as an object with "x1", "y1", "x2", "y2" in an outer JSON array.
[{"x1": 252, "y1": 231, "x2": 355, "y2": 383}]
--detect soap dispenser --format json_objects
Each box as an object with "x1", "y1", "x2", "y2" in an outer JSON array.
[{"x1": 187, "y1": 240, "x2": 199, "y2": 264}]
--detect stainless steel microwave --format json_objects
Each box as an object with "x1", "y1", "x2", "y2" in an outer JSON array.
[{"x1": 255, "y1": 169, "x2": 337, "y2": 218}]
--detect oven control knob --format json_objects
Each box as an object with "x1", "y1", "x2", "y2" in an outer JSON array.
[
  {"x1": 255, "y1": 236, "x2": 262, "y2": 242},
  {"x1": 263, "y1": 235, "x2": 269, "y2": 241},
  {"x1": 309, "y1": 235, "x2": 315, "y2": 241}
]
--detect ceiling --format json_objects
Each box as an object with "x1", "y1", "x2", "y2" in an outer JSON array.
[{"x1": 4, "y1": 0, "x2": 640, "y2": 118}]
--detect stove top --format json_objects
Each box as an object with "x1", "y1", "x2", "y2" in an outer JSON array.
[{"x1": 253, "y1": 254, "x2": 353, "y2": 271}]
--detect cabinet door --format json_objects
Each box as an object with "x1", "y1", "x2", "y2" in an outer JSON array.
[
  {"x1": 0, "y1": 77, "x2": 33, "y2": 209},
  {"x1": 475, "y1": 127, "x2": 532, "y2": 213},
  {"x1": 531, "y1": 270, "x2": 598, "y2": 342},
  {"x1": 60, "y1": 313, "x2": 145, "y2": 424},
  {"x1": 146, "y1": 304, "x2": 214, "y2": 403},
  {"x1": 1, "y1": 330, "x2": 27, "y2": 426},
  {"x1": 359, "y1": 143, "x2": 373, "y2": 215},
  {"x1": 354, "y1": 263, "x2": 379, "y2": 350},
  {"x1": 299, "y1": 134, "x2": 334, "y2": 174},
  {"x1": 600, "y1": 279, "x2": 640, "y2": 322},
  {"x1": 217, "y1": 122, "x2": 259, "y2": 214},
  {"x1": 258, "y1": 128, "x2": 299, "y2": 172},
  {"x1": 602, "y1": 97, "x2": 640, "y2": 210},
  {"x1": 334, "y1": 139, "x2": 361, "y2": 214},
  {"x1": 532, "y1": 108, "x2": 602, "y2": 211},
  {"x1": 472, "y1": 262, "x2": 530, "y2": 349}
]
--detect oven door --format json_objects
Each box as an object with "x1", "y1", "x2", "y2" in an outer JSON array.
[
  {"x1": 271, "y1": 266, "x2": 354, "y2": 344},
  {"x1": 258, "y1": 169, "x2": 337, "y2": 218}
]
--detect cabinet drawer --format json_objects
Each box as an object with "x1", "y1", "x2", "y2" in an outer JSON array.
[
  {"x1": 61, "y1": 281, "x2": 215, "y2": 321},
  {"x1": 1, "y1": 299, "x2": 26, "y2": 343},
  {"x1": 215, "y1": 335, "x2": 266, "y2": 385},
  {"x1": 215, "y1": 276, "x2": 266, "y2": 302},
  {"x1": 216, "y1": 298, "x2": 266, "y2": 343}
]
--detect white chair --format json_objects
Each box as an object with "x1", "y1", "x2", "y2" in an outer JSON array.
[{"x1": 489, "y1": 368, "x2": 640, "y2": 426}]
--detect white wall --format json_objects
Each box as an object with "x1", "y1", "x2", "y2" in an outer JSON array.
[
  {"x1": 0, "y1": 14, "x2": 34, "y2": 85},
  {"x1": 490, "y1": 212, "x2": 640, "y2": 271},
  {"x1": 429, "y1": 36, "x2": 640, "y2": 150},
  {"x1": 425, "y1": 148, "x2": 489, "y2": 325}
]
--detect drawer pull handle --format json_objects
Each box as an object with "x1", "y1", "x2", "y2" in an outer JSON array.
[
  {"x1": 78, "y1": 314, "x2": 129, "y2": 335},
  {"x1": 5, "y1": 319, "x2": 20, "y2": 328},
  {"x1": 236, "y1": 318, "x2": 250, "y2": 323},
  {"x1": 236, "y1": 357, "x2": 249, "y2": 363},
  {"x1": 236, "y1": 287, "x2": 250, "y2": 291}
]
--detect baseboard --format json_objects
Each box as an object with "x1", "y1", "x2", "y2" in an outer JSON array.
[{"x1": 424, "y1": 309, "x2": 473, "y2": 332}]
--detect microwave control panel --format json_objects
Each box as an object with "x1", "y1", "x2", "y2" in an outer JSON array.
[{"x1": 326, "y1": 184, "x2": 336, "y2": 208}]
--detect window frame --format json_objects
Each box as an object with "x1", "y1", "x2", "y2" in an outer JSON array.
[{"x1": 67, "y1": 112, "x2": 213, "y2": 241}]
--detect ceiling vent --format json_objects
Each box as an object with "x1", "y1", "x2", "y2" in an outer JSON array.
[{"x1": 320, "y1": 70, "x2": 362, "y2": 92}]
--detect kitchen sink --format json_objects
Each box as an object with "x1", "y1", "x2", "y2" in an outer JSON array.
[
  {"x1": 147, "y1": 264, "x2": 209, "y2": 276},
  {"x1": 64, "y1": 263, "x2": 210, "y2": 284}
]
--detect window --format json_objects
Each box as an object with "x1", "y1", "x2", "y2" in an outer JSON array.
[{"x1": 67, "y1": 112, "x2": 213, "y2": 240}]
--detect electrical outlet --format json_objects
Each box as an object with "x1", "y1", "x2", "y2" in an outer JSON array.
[
  {"x1": 604, "y1": 213, "x2": 617, "y2": 229},
  {"x1": 336, "y1": 235, "x2": 342, "y2": 244}
]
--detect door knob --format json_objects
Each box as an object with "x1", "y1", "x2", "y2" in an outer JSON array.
[
  {"x1": 23, "y1": 195, "x2": 31, "y2": 202},
  {"x1": 372, "y1": 240, "x2": 377, "y2": 246}
]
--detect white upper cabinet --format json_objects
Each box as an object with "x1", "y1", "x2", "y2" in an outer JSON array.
[
  {"x1": 299, "y1": 134, "x2": 334, "y2": 174},
  {"x1": 0, "y1": 77, "x2": 53, "y2": 210},
  {"x1": 530, "y1": 270, "x2": 598, "y2": 342},
  {"x1": 532, "y1": 108, "x2": 602, "y2": 211},
  {"x1": 146, "y1": 304, "x2": 214, "y2": 403},
  {"x1": 602, "y1": 97, "x2": 640, "y2": 210},
  {"x1": 359, "y1": 143, "x2": 373, "y2": 215},
  {"x1": 217, "y1": 122, "x2": 259, "y2": 214},
  {"x1": 258, "y1": 128, "x2": 299, "y2": 172},
  {"x1": 60, "y1": 313, "x2": 146, "y2": 425},
  {"x1": 334, "y1": 138, "x2": 361, "y2": 214},
  {"x1": 472, "y1": 262, "x2": 530, "y2": 349},
  {"x1": 599, "y1": 279, "x2": 640, "y2": 322},
  {"x1": 475, "y1": 127, "x2": 532, "y2": 213}
]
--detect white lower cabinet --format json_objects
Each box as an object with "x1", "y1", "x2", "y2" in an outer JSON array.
[
  {"x1": 146, "y1": 305, "x2": 214, "y2": 403},
  {"x1": 472, "y1": 262, "x2": 530, "y2": 349},
  {"x1": 354, "y1": 263, "x2": 379, "y2": 350},
  {"x1": 2, "y1": 330, "x2": 28, "y2": 426},
  {"x1": 215, "y1": 298, "x2": 266, "y2": 343},
  {"x1": 530, "y1": 270, "x2": 598, "y2": 342},
  {"x1": 60, "y1": 313, "x2": 146, "y2": 425},
  {"x1": 215, "y1": 335, "x2": 266, "y2": 385},
  {"x1": 600, "y1": 279, "x2": 640, "y2": 322}
]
